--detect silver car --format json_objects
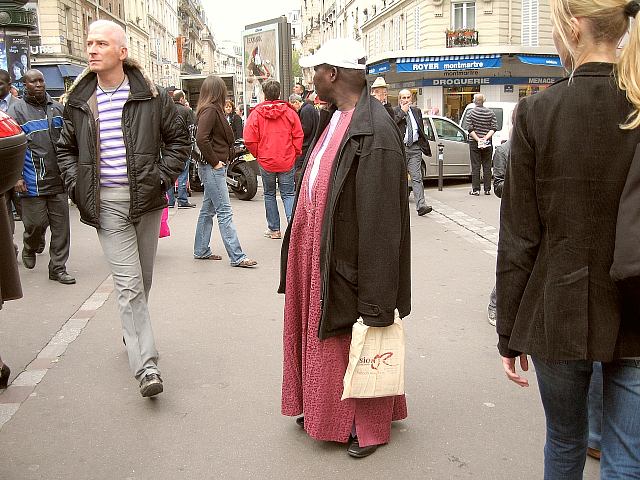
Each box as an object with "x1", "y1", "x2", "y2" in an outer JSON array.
[{"x1": 420, "y1": 115, "x2": 471, "y2": 180}]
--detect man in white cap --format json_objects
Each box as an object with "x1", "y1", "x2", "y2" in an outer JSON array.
[
  {"x1": 278, "y1": 38, "x2": 410, "y2": 459},
  {"x1": 370, "y1": 76, "x2": 395, "y2": 118}
]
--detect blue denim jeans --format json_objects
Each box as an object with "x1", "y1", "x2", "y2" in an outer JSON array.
[
  {"x1": 193, "y1": 163, "x2": 246, "y2": 265},
  {"x1": 259, "y1": 166, "x2": 295, "y2": 232},
  {"x1": 167, "y1": 158, "x2": 190, "y2": 206},
  {"x1": 532, "y1": 357, "x2": 640, "y2": 479},
  {"x1": 588, "y1": 362, "x2": 603, "y2": 451}
]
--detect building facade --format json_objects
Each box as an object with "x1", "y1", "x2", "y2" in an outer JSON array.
[{"x1": 301, "y1": 0, "x2": 563, "y2": 120}]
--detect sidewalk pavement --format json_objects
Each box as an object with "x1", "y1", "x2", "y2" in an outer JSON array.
[{"x1": 0, "y1": 187, "x2": 600, "y2": 479}]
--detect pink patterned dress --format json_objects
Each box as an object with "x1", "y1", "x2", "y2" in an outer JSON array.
[{"x1": 281, "y1": 109, "x2": 407, "y2": 448}]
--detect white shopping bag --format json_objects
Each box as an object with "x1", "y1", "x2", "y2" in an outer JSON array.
[{"x1": 341, "y1": 313, "x2": 405, "y2": 400}]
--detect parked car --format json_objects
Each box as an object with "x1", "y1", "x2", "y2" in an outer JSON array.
[
  {"x1": 459, "y1": 101, "x2": 518, "y2": 146},
  {"x1": 0, "y1": 110, "x2": 27, "y2": 194},
  {"x1": 419, "y1": 114, "x2": 471, "y2": 180}
]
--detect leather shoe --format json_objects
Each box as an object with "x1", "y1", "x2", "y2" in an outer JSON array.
[
  {"x1": 49, "y1": 272, "x2": 76, "y2": 284},
  {"x1": 140, "y1": 373, "x2": 163, "y2": 397},
  {"x1": 22, "y1": 250, "x2": 35, "y2": 269},
  {"x1": 295, "y1": 416, "x2": 304, "y2": 428},
  {"x1": 36, "y1": 235, "x2": 46, "y2": 254},
  {"x1": 417, "y1": 205, "x2": 433, "y2": 216},
  {"x1": 347, "y1": 436, "x2": 379, "y2": 458},
  {"x1": 0, "y1": 363, "x2": 10, "y2": 389}
]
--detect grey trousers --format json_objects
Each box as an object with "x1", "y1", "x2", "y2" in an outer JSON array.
[
  {"x1": 406, "y1": 144, "x2": 426, "y2": 211},
  {"x1": 97, "y1": 187, "x2": 162, "y2": 382},
  {"x1": 21, "y1": 193, "x2": 69, "y2": 275}
]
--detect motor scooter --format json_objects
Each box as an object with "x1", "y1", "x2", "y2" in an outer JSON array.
[{"x1": 189, "y1": 139, "x2": 258, "y2": 201}]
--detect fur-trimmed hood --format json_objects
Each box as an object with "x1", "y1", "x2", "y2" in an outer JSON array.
[{"x1": 67, "y1": 57, "x2": 159, "y2": 98}]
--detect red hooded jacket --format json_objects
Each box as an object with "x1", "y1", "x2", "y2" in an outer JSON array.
[{"x1": 243, "y1": 100, "x2": 303, "y2": 172}]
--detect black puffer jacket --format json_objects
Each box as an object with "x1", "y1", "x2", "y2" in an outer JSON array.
[{"x1": 56, "y1": 59, "x2": 189, "y2": 228}]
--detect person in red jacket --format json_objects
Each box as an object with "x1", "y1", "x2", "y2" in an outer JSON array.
[{"x1": 244, "y1": 79, "x2": 303, "y2": 239}]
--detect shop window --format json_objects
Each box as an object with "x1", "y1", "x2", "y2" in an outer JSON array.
[{"x1": 452, "y1": 1, "x2": 475, "y2": 30}]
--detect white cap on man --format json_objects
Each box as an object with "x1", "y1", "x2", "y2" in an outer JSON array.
[{"x1": 299, "y1": 38, "x2": 367, "y2": 70}]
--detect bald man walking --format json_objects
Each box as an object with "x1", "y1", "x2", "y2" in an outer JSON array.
[{"x1": 57, "y1": 20, "x2": 189, "y2": 397}]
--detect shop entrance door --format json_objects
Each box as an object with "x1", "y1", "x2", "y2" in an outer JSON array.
[{"x1": 443, "y1": 87, "x2": 478, "y2": 124}]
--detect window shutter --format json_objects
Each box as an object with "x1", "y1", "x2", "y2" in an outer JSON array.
[
  {"x1": 522, "y1": 0, "x2": 539, "y2": 46},
  {"x1": 414, "y1": 5, "x2": 420, "y2": 48}
]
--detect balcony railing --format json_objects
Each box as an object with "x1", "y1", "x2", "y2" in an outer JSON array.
[{"x1": 445, "y1": 29, "x2": 479, "y2": 48}]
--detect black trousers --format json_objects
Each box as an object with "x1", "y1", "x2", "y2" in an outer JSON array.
[
  {"x1": 469, "y1": 144, "x2": 493, "y2": 192},
  {"x1": 21, "y1": 193, "x2": 70, "y2": 275}
]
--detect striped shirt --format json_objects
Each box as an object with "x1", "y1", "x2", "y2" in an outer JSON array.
[
  {"x1": 466, "y1": 106, "x2": 498, "y2": 142},
  {"x1": 97, "y1": 78, "x2": 130, "y2": 187}
]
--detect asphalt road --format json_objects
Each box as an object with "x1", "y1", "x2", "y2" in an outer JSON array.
[{"x1": 0, "y1": 183, "x2": 600, "y2": 480}]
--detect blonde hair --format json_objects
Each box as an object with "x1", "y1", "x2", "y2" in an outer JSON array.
[
  {"x1": 89, "y1": 20, "x2": 128, "y2": 48},
  {"x1": 550, "y1": 0, "x2": 640, "y2": 129}
]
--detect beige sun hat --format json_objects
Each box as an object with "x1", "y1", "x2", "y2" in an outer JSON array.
[{"x1": 371, "y1": 77, "x2": 389, "y2": 89}]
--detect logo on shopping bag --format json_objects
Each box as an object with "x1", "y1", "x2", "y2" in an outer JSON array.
[{"x1": 359, "y1": 352, "x2": 396, "y2": 370}]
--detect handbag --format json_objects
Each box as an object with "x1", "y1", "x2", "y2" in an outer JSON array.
[{"x1": 341, "y1": 312, "x2": 405, "y2": 400}]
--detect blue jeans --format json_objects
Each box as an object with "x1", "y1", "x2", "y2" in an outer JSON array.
[
  {"x1": 193, "y1": 163, "x2": 246, "y2": 265},
  {"x1": 532, "y1": 357, "x2": 640, "y2": 479},
  {"x1": 259, "y1": 166, "x2": 295, "y2": 232},
  {"x1": 588, "y1": 362, "x2": 603, "y2": 451},
  {"x1": 167, "y1": 158, "x2": 190, "y2": 206}
]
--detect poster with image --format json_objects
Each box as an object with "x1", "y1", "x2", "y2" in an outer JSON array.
[
  {"x1": 242, "y1": 23, "x2": 279, "y2": 108},
  {"x1": 6, "y1": 35, "x2": 29, "y2": 92},
  {"x1": 0, "y1": 36, "x2": 7, "y2": 72}
]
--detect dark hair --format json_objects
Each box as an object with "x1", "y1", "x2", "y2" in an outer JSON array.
[
  {"x1": 0, "y1": 69, "x2": 10, "y2": 83},
  {"x1": 262, "y1": 79, "x2": 281, "y2": 101},
  {"x1": 197, "y1": 75, "x2": 227, "y2": 114}
]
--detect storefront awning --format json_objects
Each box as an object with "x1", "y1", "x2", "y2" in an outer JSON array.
[
  {"x1": 516, "y1": 55, "x2": 562, "y2": 67},
  {"x1": 367, "y1": 61, "x2": 391, "y2": 75},
  {"x1": 38, "y1": 64, "x2": 86, "y2": 92},
  {"x1": 396, "y1": 54, "x2": 501, "y2": 73}
]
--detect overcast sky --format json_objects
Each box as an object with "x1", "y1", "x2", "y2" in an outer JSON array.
[{"x1": 205, "y1": 0, "x2": 300, "y2": 44}]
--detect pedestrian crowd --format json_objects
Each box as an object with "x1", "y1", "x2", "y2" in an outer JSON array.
[{"x1": 1, "y1": 0, "x2": 640, "y2": 473}]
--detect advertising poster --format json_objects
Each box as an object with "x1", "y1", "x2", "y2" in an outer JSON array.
[
  {"x1": 0, "y1": 36, "x2": 7, "y2": 72},
  {"x1": 242, "y1": 23, "x2": 279, "y2": 108},
  {"x1": 6, "y1": 35, "x2": 29, "y2": 91}
]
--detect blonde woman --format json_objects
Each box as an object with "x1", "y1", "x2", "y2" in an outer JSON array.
[{"x1": 496, "y1": 0, "x2": 640, "y2": 477}]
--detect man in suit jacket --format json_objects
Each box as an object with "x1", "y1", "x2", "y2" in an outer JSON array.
[{"x1": 394, "y1": 89, "x2": 432, "y2": 216}]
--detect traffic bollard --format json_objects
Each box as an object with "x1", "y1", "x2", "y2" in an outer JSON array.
[{"x1": 438, "y1": 142, "x2": 444, "y2": 191}]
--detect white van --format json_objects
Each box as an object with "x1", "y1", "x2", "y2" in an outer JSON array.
[{"x1": 459, "y1": 101, "x2": 517, "y2": 146}]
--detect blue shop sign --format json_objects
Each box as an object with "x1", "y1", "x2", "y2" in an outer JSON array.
[
  {"x1": 391, "y1": 76, "x2": 562, "y2": 88},
  {"x1": 397, "y1": 56, "x2": 501, "y2": 72},
  {"x1": 517, "y1": 55, "x2": 562, "y2": 67},
  {"x1": 368, "y1": 62, "x2": 390, "y2": 74}
]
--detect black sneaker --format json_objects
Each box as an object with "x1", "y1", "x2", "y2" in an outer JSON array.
[
  {"x1": 178, "y1": 202, "x2": 196, "y2": 208},
  {"x1": 139, "y1": 373, "x2": 163, "y2": 397},
  {"x1": 469, "y1": 190, "x2": 480, "y2": 196}
]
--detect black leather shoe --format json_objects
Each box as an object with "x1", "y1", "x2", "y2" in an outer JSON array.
[
  {"x1": 417, "y1": 205, "x2": 433, "y2": 216},
  {"x1": 347, "y1": 436, "x2": 379, "y2": 458},
  {"x1": 0, "y1": 363, "x2": 10, "y2": 389},
  {"x1": 22, "y1": 250, "x2": 35, "y2": 269},
  {"x1": 140, "y1": 373, "x2": 163, "y2": 397},
  {"x1": 49, "y1": 272, "x2": 76, "y2": 284},
  {"x1": 295, "y1": 416, "x2": 304, "y2": 428}
]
